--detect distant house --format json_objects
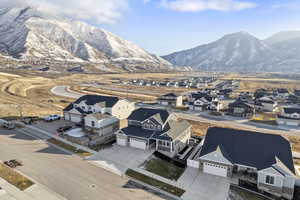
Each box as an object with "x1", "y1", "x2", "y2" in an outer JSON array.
[
  {"x1": 294, "y1": 90, "x2": 300, "y2": 97},
  {"x1": 277, "y1": 107, "x2": 300, "y2": 126},
  {"x1": 228, "y1": 100, "x2": 253, "y2": 117},
  {"x1": 255, "y1": 96, "x2": 277, "y2": 112},
  {"x1": 158, "y1": 93, "x2": 183, "y2": 107},
  {"x1": 63, "y1": 95, "x2": 135, "y2": 123},
  {"x1": 274, "y1": 88, "x2": 290, "y2": 99},
  {"x1": 196, "y1": 127, "x2": 296, "y2": 200},
  {"x1": 189, "y1": 98, "x2": 210, "y2": 111},
  {"x1": 116, "y1": 108, "x2": 191, "y2": 157}
]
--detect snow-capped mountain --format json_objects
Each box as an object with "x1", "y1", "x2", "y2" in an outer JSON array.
[
  {"x1": 163, "y1": 31, "x2": 300, "y2": 72},
  {"x1": 163, "y1": 32, "x2": 273, "y2": 72},
  {"x1": 0, "y1": 6, "x2": 171, "y2": 70}
]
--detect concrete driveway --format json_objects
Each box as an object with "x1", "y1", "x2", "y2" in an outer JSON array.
[
  {"x1": 87, "y1": 144, "x2": 154, "y2": 175},
  {"x1": 179, "y1": 168, "x2": 230, "y2": 200}
]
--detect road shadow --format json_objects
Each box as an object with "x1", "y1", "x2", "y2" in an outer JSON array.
[
  {"x1": 36, "y1": 146, "x2": 71, "y2": 155},
  {"x1": 0, "y1": 129, "x2": 39, "y2": 141},
  {"x1": 123, "y1": 180, "x2": 175, "y2": 200}
]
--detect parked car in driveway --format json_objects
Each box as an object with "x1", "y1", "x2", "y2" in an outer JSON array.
[
  {"x1": 44, "y1": 115, "x2": 61, "y2": 122},
  {"x1": 57, "y1": 126, "x2": 72, "y2": 133}
]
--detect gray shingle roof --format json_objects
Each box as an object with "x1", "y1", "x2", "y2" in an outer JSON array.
[
  {"x1": 128, "y1": 108, "x2": 170, "y2": 123},
  {"x1": 200, "y1": 127, "x2": 295, "y2": 173}
]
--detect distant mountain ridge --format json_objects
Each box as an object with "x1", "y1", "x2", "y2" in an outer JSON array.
[
  {"x1": 0, "y1": 6, "x2": 171, "y2": 71},
  {"x1": 163, "y1": 31, "x2": 300, "y2": 72}
]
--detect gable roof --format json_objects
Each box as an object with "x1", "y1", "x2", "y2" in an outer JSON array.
[
  {"x1": 73, "y1": 95, "x2": 120, "y2": 107},
  {"x1": 128, "y1": 108, "x2": 171, "y2": 124},
  {"x1": 200, "y1": 127, "x2": 295, "y2": 174},
  {"x1": 199, "y1": 145, "x2": 233, "y2": 165},
  {"x1": 121, "y1": 120, "x2": 191, "y2": 141},
  {"x1": 283, "y1": 107, "x2": 300, "y2": 114},
  {"x1": 229, "y1": 100, "x2": 252, "y2": 109}
]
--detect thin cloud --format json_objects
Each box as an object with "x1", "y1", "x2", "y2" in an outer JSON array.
[
  {"x1": 0, "y1": 0, "x2": 129, "y2": 24},
  {"x1": 160, "y1": 0, "x2": 256, "y2": 12}
]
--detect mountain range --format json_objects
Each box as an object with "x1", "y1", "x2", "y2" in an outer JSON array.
[
  {"x1": 163, "y1": 31, "x2": 300, "y2": 72},
  {"x1": 0, "y1": 6, "x2": 171, "y2": 72}
]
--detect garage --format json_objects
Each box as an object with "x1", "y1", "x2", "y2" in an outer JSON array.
[
  {"x1": 203, "y1": 162, "x2": 228, "y2": 177},
  {"x1": 64, "y1": 113, "x2": 70, "y2": 121},
  {"x1": 286, "y1": 121, "x2": 299, "y2": 126},
  {"x1": 117, "y1": 136, "x2": 127, "y2": 146},
  {"x1": 70, "y1": 114, "x2": 81, "y2": 123},
  {"x1": 129, "y1": 138, "x2": 147, "y2": 150}
]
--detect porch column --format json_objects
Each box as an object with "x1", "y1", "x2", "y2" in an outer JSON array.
[
  {"x1": 156, "y1": 139, "x2": 158, "y2": 150},
  {"x1": 170, "y1": 142, "x2": 173, "y2": 152}
]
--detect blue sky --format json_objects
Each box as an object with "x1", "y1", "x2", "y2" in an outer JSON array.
[
  {"x1": 6, "y1": 0, "x2": 300, "y2": 55},
  {"x1": 98, "y1": 0, "x2": 300, "y2": 55}
]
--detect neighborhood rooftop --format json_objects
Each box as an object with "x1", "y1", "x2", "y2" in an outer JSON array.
[
  {"x1": 200, "y1": 127, "x2": 295, "y2": 173},
  {"x1": 73, "y1": 95, "x2": 120, "y2": 107},
  {"x1": 128, "y1": 108, "x2": 171, "y2": 124}
]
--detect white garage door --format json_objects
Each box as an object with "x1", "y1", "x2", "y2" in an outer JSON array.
[
  {"x1": 129, "y1": 138, "x2": 147, "y2": 150},
  {"x1": 64, "y1": 113, "x2": 70, "y2": 121},
  {"x1": 117, "y1": 137, "x2": 127, "y2": 146},
  {"x1": 203, "y1": 162, "x2": 228, "y2": 177},
  {"x1": 70, "y1": 114, "x2": 81, "y2": 123},
  {"x1": 287, "y1": 121, "x2": 298, "y2": 126}
]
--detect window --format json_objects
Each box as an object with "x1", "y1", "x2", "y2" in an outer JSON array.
[
  {"x1": 265, "y1": 175, "x2": 274, "y2": 185},
  {"x1": 91, "y1": 121, "x2": 95, "y2": 127}
]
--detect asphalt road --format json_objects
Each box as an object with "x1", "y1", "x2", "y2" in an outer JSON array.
[
  {"x1": 0, "y1": 128, "x2": 164, "y2": 200},
  {"x1": 51, "y1": 86, "x2": 83, "y2": 99}
]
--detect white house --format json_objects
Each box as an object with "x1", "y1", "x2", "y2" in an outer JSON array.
[
  {"x1": 84, "y1": 113, "x2": 119, "y2": 144},
  {"x1": 158, "y1": 93, "x2": 183, "y2": 107},
  {"x1": 277, "y1": 107, "x2": 300, "y2": 126},
  {"x1": 63, "y1": 95, "x2": 135, "y2": 123},
  {"x1": 195, "y1": 127, "x2": 296, "y2": 200}
]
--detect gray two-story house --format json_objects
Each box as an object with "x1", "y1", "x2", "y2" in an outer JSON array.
[{"x1": 116, "y1": 108, "x2": 191, "y2": 157}]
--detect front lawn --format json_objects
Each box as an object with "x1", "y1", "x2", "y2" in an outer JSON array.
[
  {"x1": 125, "y1": 169, "x2": 185, "y2": 197},
  {"x1": 143, "y1": 157, "x2": 185, "y2": 181}
]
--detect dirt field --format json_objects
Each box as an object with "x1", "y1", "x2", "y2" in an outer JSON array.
[{"x1": 0, "y1": 71, "x2": 196, "y2": 117}]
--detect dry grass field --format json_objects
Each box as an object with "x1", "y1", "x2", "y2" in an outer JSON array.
[{"x1": 0, "y1": 163, "x2": 34, "y2": 191}]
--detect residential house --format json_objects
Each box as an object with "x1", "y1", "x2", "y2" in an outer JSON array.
[
  {"x1": 294, "y1": 90, "x2": 300, "y2": 97},
  {"x1": 116, "y1": 108, "x2": 191, "y2": 157},
  {"x1": 277, "y1": 107, "x2": 300, "y2": 126},
  {"x1": 84, "y1": 113, "x2": 119, "y2": 145},
  {"x1": 274, "y1": 88, "x2": 290, "y2": 99},
  {"x1": 158, "y1": 93, "x2": 183, "y2": 107},
  {"x1": 255, "y1": 96, "x2": 277, "y2": 112},
  {"x1": 63, "y1": 95, "x2": 135, "y2": 123},
  {"x1": 228, "y1": 100, "x2": 254, "y2": 118},
  {"x1": 197, "y1": 127, "x2": 296, "y2": 199}
]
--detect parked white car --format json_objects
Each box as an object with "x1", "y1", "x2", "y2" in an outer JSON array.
[{"x1": 44, "y1": 115, "x2": 61, "y2": 122}]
